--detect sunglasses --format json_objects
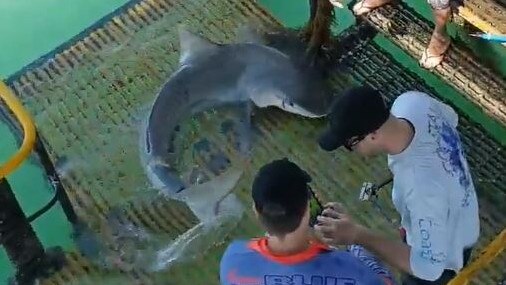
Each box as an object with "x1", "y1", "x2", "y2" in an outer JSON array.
[{"x1": 344, "y1": 135, "x2": 366, "y2": 151}]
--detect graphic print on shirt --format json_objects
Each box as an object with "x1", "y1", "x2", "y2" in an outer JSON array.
[
  {"x1": 427, "y1": 107, "x2": 472, "y2": 207},
  {"x1": 418, "y1": 218, "x2": 446, "y2": 265},
  {"x1": 227, "y1": 270, "x2": 358, "y2": 285}
]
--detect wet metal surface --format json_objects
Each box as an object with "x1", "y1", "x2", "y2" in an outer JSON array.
[{"x1": 4, "y1": 0, "x2": 505, "y2": 284}]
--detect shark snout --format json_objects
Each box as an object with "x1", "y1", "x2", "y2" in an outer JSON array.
[
  {"x1": 284, "y1": 103, "x2": 328, "y2": 118},
  {"x1": 280, "y1": 92, "x2": 332, "y2": 118}
]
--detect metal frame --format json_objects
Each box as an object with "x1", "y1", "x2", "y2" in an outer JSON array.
[{"x1": 0, "y1": 81, "x2": 77, "y2": 284}]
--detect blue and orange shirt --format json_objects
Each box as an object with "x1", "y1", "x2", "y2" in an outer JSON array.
[{"x1": 220, "y1": 237, "x2": 391, "y2": 285}]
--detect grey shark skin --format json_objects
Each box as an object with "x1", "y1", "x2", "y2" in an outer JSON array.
[{"x1": 141, "y1": 26, "x2": 333, "y2": 195}]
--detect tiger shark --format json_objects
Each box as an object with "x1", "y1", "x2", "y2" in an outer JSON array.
[{"x1": 140, "y1": 25, "x2": 333, "y2": 196}]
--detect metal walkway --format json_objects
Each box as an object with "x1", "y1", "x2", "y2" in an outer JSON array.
[
  {"x1": 2, "y1": 0, "x2": 505, "y2": 284},
  {"x1": 456, "y1": 0, "x2": 506, "y2": 37},
  {"x1": 355, "y1": 1, "x2": 506, "y2": 126}
]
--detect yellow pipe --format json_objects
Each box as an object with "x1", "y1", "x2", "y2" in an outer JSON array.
[
  {"x1": 0, "y1": 81, "x2": 36, "y2": 179},
  {"x1": 457, "y1": 7, "x2": 506, "y2": 47},
  {"x1": 448, "y1": 229, "x2": 506, "y2": 285},
  {"x1": 457, "y1": 7, "x2": 502, "y2": 35}
]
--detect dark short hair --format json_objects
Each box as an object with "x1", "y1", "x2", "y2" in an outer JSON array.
[{"x1": 252, "y1": 158, "x2": 311, "y2": 236}]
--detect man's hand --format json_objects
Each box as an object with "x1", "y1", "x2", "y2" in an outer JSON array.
[
  {"x1": 314, "y1": 203, "x2": 366, "y2": 246},
  {"x1": 315, "y1": 204, "x2": 414, "y2": 275}
]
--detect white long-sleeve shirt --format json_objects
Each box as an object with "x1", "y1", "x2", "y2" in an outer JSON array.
[{"x1": 387, "y1": 91, "x2": 480, "y2": 281}]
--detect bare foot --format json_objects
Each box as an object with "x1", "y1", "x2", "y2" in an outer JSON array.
[
  {"x1": 352, "y1": 0, "x2": 394, "y2": 15},
  {"x1": 419, "y1": 30, "x2": 451, "y2": 69}
]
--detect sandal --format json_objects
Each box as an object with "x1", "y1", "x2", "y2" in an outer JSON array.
[{"x1": 419, "y1": 40, "x2": 451, "y2": 69}]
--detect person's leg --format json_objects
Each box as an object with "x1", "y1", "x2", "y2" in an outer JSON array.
[
  {"x1": 462, "y1": 247, "x2": 473, "y2": 266},
  {"x1": 419, "y1": 0, "x2": 452, "y2": 69}
]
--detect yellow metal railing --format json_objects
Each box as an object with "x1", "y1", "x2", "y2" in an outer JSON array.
[
  {"x1": 456, "y1": 7, "x2": 506, "y2": 47},
  {"x1": 449, "y1": 229, "x2": 506, "y2": 284},
  {"x1": 0, "y1": 81, "x2": 36, "y2": 179}
]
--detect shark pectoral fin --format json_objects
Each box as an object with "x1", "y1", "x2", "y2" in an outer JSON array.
[
  {"x1": 180, "y1": 167, "x2": 244, "y2": 222},
  {"x1": 177, "y1": 167, "x2": 244, "y2": 202},
  {"x1": 177, "y1": 24, "x2": 219, "y2": 65}
]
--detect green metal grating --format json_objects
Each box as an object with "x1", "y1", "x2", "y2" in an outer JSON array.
[
  {"x1": 357, "y1": 1, "x2": 506, "y2": 126},
  {"x1": 3, "y1": 0, "x2": 505, "y2": 284}
]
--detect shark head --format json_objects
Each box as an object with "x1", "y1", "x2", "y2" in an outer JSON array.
[
  {"x1": 233, "y1": 25, "x2": 334, "y2": 118},
  {"x1": 175, "y1": 24, "x2": 334, "y2": 118},
  {"x1": 249, "y1": 88, "x2": 332, "y2": 118},
  {"x1": 247, "y1": 67, "x2": 334, "y2": 118},
  {"x1": 278, "y1": 86, "x2": 333, "y2": 118}
]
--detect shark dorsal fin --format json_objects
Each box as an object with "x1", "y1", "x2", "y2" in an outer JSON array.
[
  {"x1": 235, "y1": 23, "x2": 265, "y2": 44},
  {"x1": 178, "y1": 25, "x2": 218, "y2": 65}
]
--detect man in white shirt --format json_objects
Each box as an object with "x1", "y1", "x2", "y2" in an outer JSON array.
[{"x1": 315, "y1": 86, "x2": 480, "y2": 284}]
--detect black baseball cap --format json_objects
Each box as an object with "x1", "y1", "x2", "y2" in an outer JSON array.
[
  {"x1": 252, "y1": 158, "x2": 311, "y2": 217},
  {"x1": 318, "y1": 86, "x2": 390, "y2": 151}
]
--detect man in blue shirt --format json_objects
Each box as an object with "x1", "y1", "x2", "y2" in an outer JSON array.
[{"x1": 219, "y1": 158, "x2": 395, "y2": 285}]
